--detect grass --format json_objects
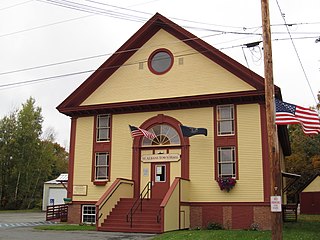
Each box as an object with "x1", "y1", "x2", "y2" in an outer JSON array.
[
  {"x1": 152, "y1": 215, "x2": 320, "y2": 240},
  {"x1": 32, "y1": 214, "x2": 320, "y2": 240},
  {"x1": 34, "y1": 224, "x2": 96, "y2": 231}
]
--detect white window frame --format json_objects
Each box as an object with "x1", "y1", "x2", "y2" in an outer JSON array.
[
  {"x1": 217, "y1": 105, "x2": 235, "y2": 136},
  {"x1": 96, "y1": 114, "x2": 111, "y2": 142},
  {"x1": 82, "y1": 205, "x2": 96, "y2": 224},
  {"x1": 217, "y1": 146, "x2": 236, "y2": 178},
  {"x1": 95, "y1": 152, "x2": 109, "y2": 181}
]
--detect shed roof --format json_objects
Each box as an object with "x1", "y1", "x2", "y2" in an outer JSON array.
[{"x1": 45, "y1": 173, "x2": 68, "y2": 184}]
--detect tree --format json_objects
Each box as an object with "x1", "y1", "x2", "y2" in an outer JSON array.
[
  {"x1": 0, "y1": 97, "x2": 68, "y2": 209},
  {"x1": 285, "y1": 122, "x2": 320, "y2": 201}
]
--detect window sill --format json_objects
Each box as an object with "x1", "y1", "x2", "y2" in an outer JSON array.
[{"x1": 93, "y1": 180, "x2": 108, "y2": 186}]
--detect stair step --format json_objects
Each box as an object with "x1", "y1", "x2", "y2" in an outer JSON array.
[
  {"x1": 99, "y1": 226, "x2": 161, "y2": 234},
  {"x1": 99, "y1": 198, "x2": 162, "y2": 233}
]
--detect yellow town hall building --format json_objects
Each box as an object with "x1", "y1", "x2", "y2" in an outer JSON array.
[{"x1": 57, "y1": 13, "x2": 290, "y2": 233}]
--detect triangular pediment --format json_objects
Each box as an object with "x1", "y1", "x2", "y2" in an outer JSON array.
[{"x1": 57, "y1": 13, "x2": 279, "y2": 116}]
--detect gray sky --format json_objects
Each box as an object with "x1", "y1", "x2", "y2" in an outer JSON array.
[{"x1": 1, "y1": 0, "x2": 319, "y2": 148}]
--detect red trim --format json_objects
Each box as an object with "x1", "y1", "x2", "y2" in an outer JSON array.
[
  {"x1": 67, "y1": 117, "x2": 77, "y2": 199},
  {"x1": 160, "y1": 178, "x2": 180, "y2": 207},
  {"x1": 91, "y1": 115, "x2": 112, "y2": 185},
  {"x1": 72, "y1": 201, "x2": 97, "y2": 205},
  {"x1": 132, "y1": 114, "x2": 190, "y2": 197},
  {"x1": 178, "y1": 179, "x2": 181, "y2": 229},
  {"x1": 58, "y1": 90, "x2": 267, "y2": 116},
  {"x1": 57, "y1": 13, "x2": 282, "y2": 111},
  {"x1": 260, "y1": 103, "x2": 270, "y2": 202},
  {"x1": 214, "y1": 105, "x2": 238, "y2": 180},
  {"x1": 148, "y1": 48, "x2": 174, "y2": 75}
]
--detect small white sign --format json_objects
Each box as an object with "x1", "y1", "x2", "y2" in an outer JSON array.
[
  {"x1": 270, "y1": 196, "x2": 282, "y2": 212},
  {"x1": 143, "y1": 168, "x2": 149, "y2": 177}
]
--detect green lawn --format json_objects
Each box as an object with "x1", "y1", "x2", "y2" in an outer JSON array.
[
  {"x1": 153, "y1": 215, "x2": 320, "y2": 240},
  {"x1": 35, "y1": 224, "x2": 96, "y2": 231},
  {"x1": 33, "y1": 214, "x2": 320, "y2": 240}
]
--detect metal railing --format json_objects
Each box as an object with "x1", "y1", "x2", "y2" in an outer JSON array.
[{"x1": 126, "y1": 181, "x2": 152, "y2": 228}]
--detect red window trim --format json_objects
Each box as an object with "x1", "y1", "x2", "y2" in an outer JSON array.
[
  {"x1": 147, "y1": 48, "x2": 174, "y2": 75},
  {"x1": 92, "y1": 115, "x2": 112, "y2": 185},
  {"x1": 214, "y1": 105, "x2": 239, "y2": 180}
]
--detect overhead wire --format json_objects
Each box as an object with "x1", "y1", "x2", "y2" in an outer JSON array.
[
  {"x1": 0, "y1": 0, "x2": 33, "y2": 11},
  {"x1": 1, "y1": 0, "x2": 319, "y2": 41},
  {"x1": 275, "y1": 0, "x2": 318, "y2": 105},
  {"x1": 1, "y1": 33, "x2": 316, "y2": 90},
  {"x1": 1, "y1": 0, "x2": 319, "y2": 91}
]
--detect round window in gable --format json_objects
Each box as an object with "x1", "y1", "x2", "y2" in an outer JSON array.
[{"x1": 148, "y1": 49, "x2": 173, "y2": 75}]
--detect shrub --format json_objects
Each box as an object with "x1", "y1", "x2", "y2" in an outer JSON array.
[{"x1": 207, "y1": 222, "x2": 224, "y2": 230}]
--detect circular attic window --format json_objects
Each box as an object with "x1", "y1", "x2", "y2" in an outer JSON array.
[{"x1": 148, "y1": 49, "x2": 173, "y2": 74}]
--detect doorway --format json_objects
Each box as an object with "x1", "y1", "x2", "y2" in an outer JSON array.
[{"x1": 151, "y1": 162, "x2": 170, "y2": 199}]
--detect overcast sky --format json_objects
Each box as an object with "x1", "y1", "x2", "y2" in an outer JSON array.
[{"x1": 1, "y1": 0, "x2": 319, "y2": 148}]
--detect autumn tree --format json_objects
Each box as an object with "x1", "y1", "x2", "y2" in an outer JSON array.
[{"x1": 284, "y1": 101, "x2": 320, "y2": 201}]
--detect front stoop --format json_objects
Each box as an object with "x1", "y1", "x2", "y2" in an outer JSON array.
[{"x1": 99, "y1": 198, "x2": 162, "y2": 233}]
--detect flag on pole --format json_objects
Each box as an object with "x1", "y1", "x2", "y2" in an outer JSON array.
[
  {"x1": 275, "y1": 99, "x2": 320, "y2": 135},
  {"x1": 129, "y1": 125, "x2": 157, "y2": 139},
  {"x1": 180, "y1": 125, "x2": 208, "y2": 137}
]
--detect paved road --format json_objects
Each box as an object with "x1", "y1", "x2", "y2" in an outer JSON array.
[{"x1": 0, "y1": 212, "x2": 155, "y2": 240}]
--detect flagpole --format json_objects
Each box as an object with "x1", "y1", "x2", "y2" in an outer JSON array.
[{"x1": 260, "y1": 0, "x2": 283, "y2": 239}]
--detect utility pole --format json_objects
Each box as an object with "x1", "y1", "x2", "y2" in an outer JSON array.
[{"x1": 260, "y1": 0, "x2": 283, "y2": 239}]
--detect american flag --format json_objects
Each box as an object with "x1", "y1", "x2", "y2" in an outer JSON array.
[
  {"x1": 129, "y1": 125, "x2": 157, "y2": 139},
  {"x1": 275, "y1": 99, "x2": 320, "y2": 135}
]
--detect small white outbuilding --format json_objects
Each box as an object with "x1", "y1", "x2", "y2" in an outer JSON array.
[{"x1": 42, "y1": 173, "x2": 68, "y2": 211}]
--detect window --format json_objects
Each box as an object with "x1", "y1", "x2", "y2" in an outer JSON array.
[
  {"x1": 155, "y1": 165, "x2": 166, "y2": 182},
  {"x1": 142, "y1": 124, "x2": 180, "y2": 146},
  {"x1": 82, "y1": 205, "x2": 96, "y2": 224},
  {"x1": 95, "y1": 153, "x2": 109, "y2": 181},
  {"x1": 96, "y1": 114, "x2": 110, "y2": 141},
  {"x1": 217, "y1": 105, "x2": 234, "y2": 135},
  {"x1": 148, "y1": 49, "x2": 173, "y2": 74},
  {"x1": 217, "y1": 147, "x2": 236, "y2": 178}
]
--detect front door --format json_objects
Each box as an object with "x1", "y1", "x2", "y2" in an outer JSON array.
[{"x1": 151, "y1": 162, "x2": 170, "y2": 199}]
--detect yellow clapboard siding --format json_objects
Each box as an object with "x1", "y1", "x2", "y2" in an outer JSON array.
[
  {"x1": 81, "y1": 29, "x2": 254, "y2": 106},
  {"x1": 303, "y1": 176, "x2": 320, "y2": 192},
  {"x1": 73, "y1": 117, "x2": 109, "y2": 201},
  {"x1": 188, "y1": 104, "x2": 264, "y2": 202},
  {"x1": 73, "y1": 105, "x2": 264, "y2": 202},
  {"x1": 236, "y1": 104, "x2": 263, "y2": 201}
]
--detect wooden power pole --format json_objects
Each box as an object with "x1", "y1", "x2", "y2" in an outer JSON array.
[{"x1": 260, "y1": 0, "x2": 283, "y2": 239}]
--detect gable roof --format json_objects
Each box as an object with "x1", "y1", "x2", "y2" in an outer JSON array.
[
  {"x1": 57, "y1": 13, "x2": 282, "y2": 116},
  {"x1": 299, "y1": 172, "x2": 320, "y2": 192}
]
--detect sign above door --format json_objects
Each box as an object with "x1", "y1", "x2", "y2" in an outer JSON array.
[{"x1": 141, "y1": 153, "x2": 180, "y2": 163}]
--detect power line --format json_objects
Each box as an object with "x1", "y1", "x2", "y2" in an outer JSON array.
[
  {"x1": 1, "y1": 33, "x2": 317, "y2": 90},
  {"x1": 276, "y1": 0, "x2": 318, "y2": 105},
  {"x1": 0, "y1": 14, "x2": 93, "y2": 38},
  {"x1": 1, "y1": 32, "x2": 318, "y2": 78},
  {"x1": 0, "y1": 0, "x2": 33, "y2": 11},
  {"x1": 1, "y1": 0, "x2": 318, "y2": 41}
]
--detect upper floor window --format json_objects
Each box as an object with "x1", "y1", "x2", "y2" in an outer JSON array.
[
  {"x1": 96, "y1": 114, "x2": 110, "y2": 141},
  {"x1": 142, "y1": 124, "x2": 180, "y2": 146},
  {"x1": 217, "y1": 146, "x2": 236, "y2": 178},
  {"x1": 95, "y1": 152, "x2": 109, "y2": 181},
  {"x1": 217, "y1": 105, "x2": 234, "y2": 135},
  {"x1": 148, "y1": 49, "x2": 173, "y2": 75}
]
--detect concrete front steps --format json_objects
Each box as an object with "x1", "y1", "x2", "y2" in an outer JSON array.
[{"x1": 99, "y1": 198, "x2": 162, "y2": 233}]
